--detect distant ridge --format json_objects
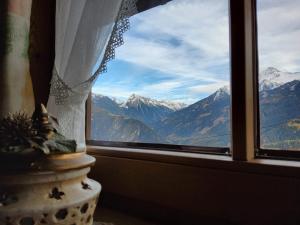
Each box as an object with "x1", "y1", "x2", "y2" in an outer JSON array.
[{"x1": 92, "y1": 67, "x2": 300, "y2": 149}]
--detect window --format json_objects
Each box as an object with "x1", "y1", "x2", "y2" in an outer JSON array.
[
  {"x1": 256, "y1": 0, "x2": 300, "y2": 158},
  {"x1": 87, "y1": 0, "x2": 300, "y2": 161},
  {"x1": 89, "y1": 0, "x2": 231, "y2": 153}
]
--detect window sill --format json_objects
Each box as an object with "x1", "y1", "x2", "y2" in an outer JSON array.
[
  {"x1": 88, "y1": 144, "x2": 300, "y2": 225},
  {"x1": 87, "y1": 145, "x2": 300, "y2": 178}
]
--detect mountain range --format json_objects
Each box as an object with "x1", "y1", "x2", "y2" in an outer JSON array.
[{"x1": 91, "y1": 67, "x2": 300, "y2": 149}]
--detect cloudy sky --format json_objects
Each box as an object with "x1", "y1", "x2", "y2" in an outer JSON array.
[{"x1": 93, "y1": 0, "x2": 300, "y2": 104}]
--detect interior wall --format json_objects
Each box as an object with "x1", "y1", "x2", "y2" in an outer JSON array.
[{"x1": 90, "y1": 154, "x2": 300, "y2": 225}]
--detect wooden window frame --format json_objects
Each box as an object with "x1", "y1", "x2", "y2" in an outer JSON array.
[
  {"x1": 86, "y1": 0, "x2": 300, "y2": 163},
  {"x1": 85, "y1": 2, "x2": 300, "y2": 223},
  {"x1": 253, "y1": 1, "x2": 300, "y2": 161}
]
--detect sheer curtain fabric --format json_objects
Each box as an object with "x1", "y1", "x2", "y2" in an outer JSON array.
[{"x1": 47, "y1": 0, "x2": 136, "y2": 150}]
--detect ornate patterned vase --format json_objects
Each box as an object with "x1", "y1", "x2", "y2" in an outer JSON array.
[{"x1": 0, "y1": 152, "x2": 101, "y2": 225}]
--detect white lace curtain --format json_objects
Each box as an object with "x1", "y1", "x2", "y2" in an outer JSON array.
[{"x1": 47, "y1": 0, "x2": 137, "y2": 150}]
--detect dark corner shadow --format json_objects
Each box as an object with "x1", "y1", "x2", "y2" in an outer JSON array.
[
  {"x1": 136, "y1": 0, "x2": 172, "y2": 13},
  {"x1": 0, "y1": 0, "x2": 8, "y2": 103},
  {"x1": 0, "y1": 1, "x2": 8, "y2": 73},
  {"x1": 29, "y1": 0, "x2": 56, "y2": 105}
]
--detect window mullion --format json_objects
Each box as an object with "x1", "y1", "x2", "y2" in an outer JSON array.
[
  {"x1": 230, "y1": 0, "x2": 256, "y2": 161},
  {"x1": 85, "y1": 93, "x2": 92, "y2": 141}
]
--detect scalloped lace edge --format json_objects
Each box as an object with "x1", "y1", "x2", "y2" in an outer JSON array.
[{"x1": 50, "y1": 0, "x2": 138, "y2": 105}]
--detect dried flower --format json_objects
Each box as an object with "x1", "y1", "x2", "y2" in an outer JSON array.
[{"x1": 0, "y1": 104, "x2": 76, "y2": 154}]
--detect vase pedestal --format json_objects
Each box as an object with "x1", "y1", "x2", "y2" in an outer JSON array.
[{"x1": 0, "y1": 152, "x2": 101, "y2": 225}]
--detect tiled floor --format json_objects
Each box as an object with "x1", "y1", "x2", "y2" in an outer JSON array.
[{"x1": 94, "y1": 208, "x2": 163, "y2": 225}]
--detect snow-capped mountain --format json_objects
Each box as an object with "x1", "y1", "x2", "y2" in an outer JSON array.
[
  {"x1": 121, "y1": 94, "x2": 186, "y2": 126},
  {"x1": 156, "y1": 79, "x2": 300, "y2": 148},
  {"x1": 160, "y1": 101, "x2": 187, "y2": 111},
  {"x1": 92, "y1": 93, "x2": 186, "y2": 128},
  {"x1": 259, "y1": 79, "x2": 282, "y2": 91},
  {"x1": 121, "y1": 94, "x2": 186, "y2": 111},
  {"x1": 156, "y1": 86, "x2": 231, "y2": 147},
  {"x1": 259, "y1": 67, "x2": 300, "y2": 91},
  {"x1": 91, "y1": 67, "x2": 300, "y2": 149},
  {"x1": 198, "y1": 66, "x2": 300, "y2": 94},
  {"x1": 213, "y1": 86, "x2": 230, "y2": 101}
]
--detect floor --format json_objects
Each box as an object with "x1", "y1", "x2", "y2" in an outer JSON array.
[{"x1": 94, "y1": 207, "x2": 163, "y2": 225}]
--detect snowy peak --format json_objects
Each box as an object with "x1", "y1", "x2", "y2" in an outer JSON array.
[
  {"x1": 125, "y1": 94, "x2": 162, "y2": 108},
  {"x1": 213, "y1": 86, "x2": 230, "y2": 101},
  {"x1": 259, "y1": 67, "x2": 300, "y2": 91},
  {"x1": 219, "y1": 86, "x2": 230, "y2": 94},
  {"x1": 124, "y1": 94, "x2": 186, "y2": 111},
  {"x1": 259, "y1": 79, "x2": 282, "y2": 91},
  {"x1": 161, "y1": 101, "x2": 187, "y2": 111},
  {"x1": 126, "y1": 94, "x2": 147, "y2": 105}
]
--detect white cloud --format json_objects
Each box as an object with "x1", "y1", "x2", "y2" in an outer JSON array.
[
  {"x1": 257, "y1": 0, "x2": 300, "y2": 71},
  {"x1": 188, "y1": 81, "x2": 229, "y2": 95},
  {"x1": 117, "y1": 36, "x2": 229, "y2": 82},
  {"x1": 92, "y1": 85, "x2": 133, "y2": 100},
  {"x1": 94, "y1": 0, "x2": 300, "y2": 103},
  {"x1": 116, "y1": 0, "x2": 230, "y2": 84}
]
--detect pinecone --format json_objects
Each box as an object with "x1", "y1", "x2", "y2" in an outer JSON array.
[{"x1": 0, "y1": 104, "x2": 76, "y2": 154}]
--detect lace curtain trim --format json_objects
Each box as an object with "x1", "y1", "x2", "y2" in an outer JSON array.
[{"x1": 50, "y1": 0, "x2": 138, "y2": 105}]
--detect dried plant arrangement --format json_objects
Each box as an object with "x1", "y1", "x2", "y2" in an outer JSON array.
[{"x1": 0, "y1": 104, "x2": 76, "y2": 154}]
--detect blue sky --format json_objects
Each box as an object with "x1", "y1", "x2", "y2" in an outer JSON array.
[{"x1": 93, "y1": 0, "x2": 300, "y2": 104}]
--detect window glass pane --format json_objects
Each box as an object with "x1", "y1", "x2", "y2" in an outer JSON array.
[
  {"x1": 91, "y1": 0, "x2": 230, "y2": 149},
  {"x1": 257, "y1": 0, "x2": 300, "y2": 150}
]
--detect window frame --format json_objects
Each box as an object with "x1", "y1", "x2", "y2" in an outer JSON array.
[
  {"x1": 253, "y1": 1, "x2": 300, "y2": 160},
  {"x1": 86, "y1": 0, "x2": 300, "y2": 162},
  {"x1": 87, "y1": 140, "x2": 230, "y2": 155}
]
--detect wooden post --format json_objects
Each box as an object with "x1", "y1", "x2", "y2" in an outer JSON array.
[
  {"x1": 230, "y1": 0, "x2": 256, "y2": 161},
  {"x1": 29, "y1": 0, "x2": 55, "y2": 105},
  {"x1": 0, "y1": 0, "x2": 35, "y2": 117}
]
